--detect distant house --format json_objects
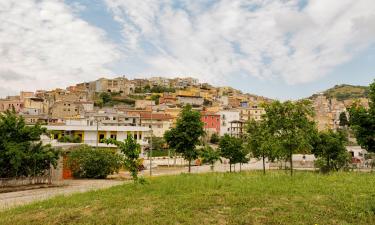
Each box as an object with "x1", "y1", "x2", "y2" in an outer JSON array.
[
  {"x1": 177, "y1": 95, "x2": 204, "y2": 106},
  {"x1": 217, "y1": 110, "x2": 240, "y2": 136},
  {"x1": 229, "y1": 120, "x2": 246, "y2": 138},
  {"x1": 201, "y1": 112, "x2": 221, "y2": 135},
  {"x1": 140, "y1": 112, "x2": 173, "y2": 137}
]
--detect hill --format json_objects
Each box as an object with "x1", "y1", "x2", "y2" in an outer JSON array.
[{"x1": 311, "y1": 84, "x2": 369, "y2": 101}]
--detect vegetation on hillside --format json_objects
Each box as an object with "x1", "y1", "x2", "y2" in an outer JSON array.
[
  {"x1": 95, "y1": 92, "x2": 135, "y2": 107},
  {"x1": 311, "y1": 84, "x2": 369, "y2": 101},
  {"x1": 1, "y1": 172, "x2": 374, "y2": 225}
]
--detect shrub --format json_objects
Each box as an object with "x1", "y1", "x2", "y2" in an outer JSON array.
[
  {"x1": 58, "y1": 135, "x2": 81, "y2": 143},
  {"x1": 210, "y1": 133, "x2": 220, "y2": 144},
  {"x1": 67, "y1": 145, "x2": 123, "y2": 179}
]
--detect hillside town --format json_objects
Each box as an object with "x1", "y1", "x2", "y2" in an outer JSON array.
[{"x1": 0, "y1": 76, "x2": 369, "y2": 149}]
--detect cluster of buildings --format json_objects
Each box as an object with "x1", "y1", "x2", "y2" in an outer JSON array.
[
  {"x1": 312, "y1": 93, "x2": 369, "y2": 131},
  {"x1": 1, "y1": 76, "x2": 368, "y2": 150},
  {"x1": 0, "y1": 76, "x2": 270, "y2": 151}
]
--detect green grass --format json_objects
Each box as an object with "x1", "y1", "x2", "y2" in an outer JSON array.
[{"x1": 1, "y1": 171, "x2": 375, "y2": 225}]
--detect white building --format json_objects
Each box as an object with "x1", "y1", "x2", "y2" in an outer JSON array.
[
  {"x1": 140, "y1": 113, "x2": 173, "y2": 137},
  {"x1": 42, "y1": 119, "x2": 150, "y2": 149},
  {"x1": 217, "y1": 110, "x2": 240, "y2": 136}
]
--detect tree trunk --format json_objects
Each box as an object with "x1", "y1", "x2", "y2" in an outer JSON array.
[
  {"x1": 174, "y1": 152, "x2": 177, "y2": 166},
  {"x1": 188, "y1": 160, "x2": 191, "y2": 173},
  {"x1": 290, "y1": 152, "x2": 293, "y2": 176},
  {"x1": 262, "y1": 153, "x2": 266, "y2": 175},
  {"x1": 229, "y1": 163, "x2": 232, "y2": 172}
]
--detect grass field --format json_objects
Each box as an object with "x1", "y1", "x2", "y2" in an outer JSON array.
[{"x1": 1, "y1": 171, "x2": 375, "y2": 225}]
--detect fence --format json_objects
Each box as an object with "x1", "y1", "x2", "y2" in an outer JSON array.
[{"x1": 0, "y1": 175, "x2": 52, "y2": 188}]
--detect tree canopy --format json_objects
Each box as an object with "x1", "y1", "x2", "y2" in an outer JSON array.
[
  {"x1": 312, "y1": 130, "x2": 350, "y2": 172},
  {"x1": 262, "y1": 100, "x2": 317, "y2": 175},
  {"x1": 219, "y1": 134, "x2": 247, "y2": 172},
  {"x1": 339, "y1": 112, "x2": 349, "y2": 127},
  {"x1": 348, "y1": 79, "x2": 375, "y2": 153},
  {"x1": 0, "y1": 110, "x2": 59, "y2": 178},
  {"x1": 164, "y1": 104, "x2": 205, "y2": 172},
  {"x1": 245, "y1": 119, "x2": 280, "y2": 174}
]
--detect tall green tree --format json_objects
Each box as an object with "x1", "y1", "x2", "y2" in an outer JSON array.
[
  {"x1": 245, "y1": 119, "x2": 279, "y2": 174},
  {"x1": 219, "y1": 134, "x2": 246, "y2": 172},
  {"x1": 263, "y1": 100, "x2": 317, "y2": 176},
  {"x1": 104, "y1": 136, "x2": 141, "y2": 181},
  {"x1": 339, "y1": 112, "x2": 349, "y2": 127},
  {"x1": 312, "y1": 130, "x2": 350, "y2": 172},
  {"x1": 164, "y1": 105, "x2": 205, "y2": 172},
  {"x1": 0, "y1": 110, "x2": 59, "y2": 178},
  {"x1": 348, "y1": 79, "x2": 375, "y2": 153}
]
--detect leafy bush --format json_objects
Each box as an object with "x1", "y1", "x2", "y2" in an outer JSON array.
[
  {"x1": 58, "y1": 135, "x2": 81, "y2": 143},
  {"x1": 67, "y1": 145, "x2": 123, "y2": 179},
  {"x1": 199, "y1": 145, "x2": 221, "y2": 170},
  {"x1": 210, "y1": 133, "x2": 220, "y2": 144}
]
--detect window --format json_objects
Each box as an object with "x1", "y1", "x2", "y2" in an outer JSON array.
[
  {"x1": 99, "y1": 134, "x2": 105, "y2": 141},
  {"x1": 110, "y1": 134, "x2": 117, "y2": 140},
  {"x1": 134, "y1": 134, "x2": 138, "y2": 140}
]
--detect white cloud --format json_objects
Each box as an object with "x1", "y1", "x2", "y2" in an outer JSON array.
[
  {"x1": 105, "y1": 0, "x2": 375, "y2": 85},
  {"x1": 0, "y1": 0, "x2": 120, "y2": 97}
]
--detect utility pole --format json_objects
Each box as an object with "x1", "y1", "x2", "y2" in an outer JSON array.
[
  {"x1": 96, "y1": 118, "x2": 99, "y2": 148},
  {"x1": 149, "y1": 106, "x2": 153, "y2": 176}
]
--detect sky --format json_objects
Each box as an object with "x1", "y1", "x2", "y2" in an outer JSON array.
[{"x1": 0, "y1": 0, "x2": 374, "y2": 100}]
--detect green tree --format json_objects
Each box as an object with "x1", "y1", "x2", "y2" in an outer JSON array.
[
  {"x1": 210, "y1": 133, "x2": 220, "y2": 144},
  {"x1": 67, "y1": 145, "x2": 122, "y2": 179},
  {"x1": 150, "y1": 94, "x2": 160, "y2": 105},
  {"x1": 339, "y1": 112, "x2": 349, "y2": 127},
  {"x1": 245, "y1": 119, "x2": 279, "y2": 174},
  {"x1": 104, "y1": 136, "x2": 142, "y2": 181},
  {"x1": 263, "y1": 100, "x2": 317, "y2": 176},
  {"x1": 199, "y1": 145, "x2": 221, "y2": 171},
  {"x1": 0, "y1": 110, "x2": 60, "y2": 178},
  {"x1": 100, "y1": 92, "x2": 112, "y2": 105},
  {"x1": 164, "y1": 105, "x2": 205, "y2": 172},
  {"x1": 348, "y1": 79, "x2": 375, "y2": 153},
  {"x1": 219, "y1": 134, "x2": 245, "y2": 172},
  {"x1": 312, "y1": 130, "x2": 350, "y2": 173}
]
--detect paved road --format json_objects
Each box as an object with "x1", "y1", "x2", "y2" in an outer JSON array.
[{"x1": 0, "y1": 179, "x2": 125, "y2": 211}]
